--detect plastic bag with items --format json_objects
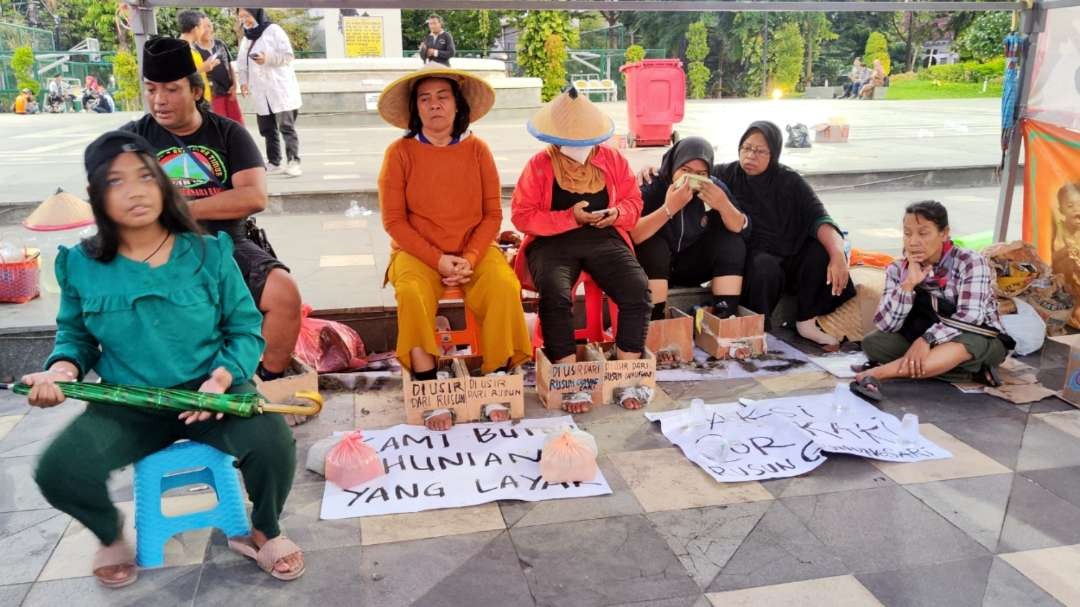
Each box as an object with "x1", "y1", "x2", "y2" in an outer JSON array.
[
  {"x1": 325, "y1": 430, "x2": 384, "y2": 489},
  {"x1": 540, "y1": 428, "x2": 599, "y2": 483},
  {"x1": 294, "y1": 304, "x2": 367, "y2": 373}
]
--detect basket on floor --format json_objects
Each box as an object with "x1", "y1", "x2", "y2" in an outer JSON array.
[{"x1": 0, "y1": 249, "x2": 41, "y2": 304}]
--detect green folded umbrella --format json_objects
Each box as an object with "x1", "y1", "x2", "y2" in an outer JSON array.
[{"x1": 1, "y1": 381, "x2": 322, "y2": 417}]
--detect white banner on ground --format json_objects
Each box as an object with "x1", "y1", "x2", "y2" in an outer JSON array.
[
  {"x1": 739, "y1": 385, "x2": 952, "y2": 463},
  {"x1": 645, "y1": 405, "x2": 827, "y2": 482},
  {"x1": 319, "y1": 416, "x2": 611, "y2": 519}
]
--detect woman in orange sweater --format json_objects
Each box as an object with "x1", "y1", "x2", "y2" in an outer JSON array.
[{"x1": 377, "y1": 66, "x2": 532, "y2": 431}]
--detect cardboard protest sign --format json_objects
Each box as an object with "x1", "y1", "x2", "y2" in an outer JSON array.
[
  {"x1": 739, "y1": 385, "x2": 952, "y2": 463},
  {"x1": 646, "y1": 404, "x2": 826, "y2": 482},
  {"x1": 320, "y1": 416, "x2": 612, "y2": 519}
]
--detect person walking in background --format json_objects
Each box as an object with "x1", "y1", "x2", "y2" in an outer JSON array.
[
  {"x1": 236, "y1": 7, "x2": 303, "y2": 178},
  {"x1": 177, "y1": 10, "x2": 218, "y2": 106},
  {"x1": 419, "y1": 14, "x2": 455, "y2": 67},
  {"x1": 197, "y1": 14, "x2": 245, "y2": 124}
]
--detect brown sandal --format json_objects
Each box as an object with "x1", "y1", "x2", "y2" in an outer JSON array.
[{"x1": 228, "y1": 535, "x2": 305, "y2": 581}]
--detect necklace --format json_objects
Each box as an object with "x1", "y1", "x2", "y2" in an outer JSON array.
[{"x1": 141, "y1": 233, "x2": 171, "y2": 263}]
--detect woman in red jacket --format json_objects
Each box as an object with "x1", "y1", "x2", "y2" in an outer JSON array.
[{"x1": 511, "y1": 87, "x2": 651, "y2": 413}]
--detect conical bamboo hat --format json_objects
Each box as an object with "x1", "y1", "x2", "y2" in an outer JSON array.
[{"x1": 23, "y1": 188, "x2": 95, "y2": 232}]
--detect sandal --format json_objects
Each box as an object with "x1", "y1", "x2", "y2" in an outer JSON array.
[
  {"x1": 93, "y1": 537, "x2": 138, "y2": 589},
  {"x1": 851, "y1": 360, "x2": 880, "y2": 374},
  {"x1": 849, "y1": 375, "x2": 884, "y2": 403},
  {"x1": 561, "y1": 391, "x2": 592, "y2": 414},
  {"x1": 228, "y1": 535, "x2": 305, "y2": 581},
  {"x1": 973, "y1": 365, "x2": 1001, "y2": 388}
]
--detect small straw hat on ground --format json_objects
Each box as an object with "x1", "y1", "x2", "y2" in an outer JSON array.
[
  {"x1": 23, "y1": 188, "x2": 94, "y2": 232},
  {"x1": 527, "y1": 86, "x2": 615, "y2": 147},
  {"x1": 377, "y1": 64, "x2": 495, "y2": 130}
]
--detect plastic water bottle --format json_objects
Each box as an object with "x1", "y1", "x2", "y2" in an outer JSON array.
[
  {"x1": 688, "y1": 398, "x2": 707, "y2": 429},
  {"x1": 842, "y1": 230, "x2": 852, "y2": 263},
  {"x1": 698, "y1": 434, "x2": 731, "y2": 466},
  {"x1": 899, "y1": 414, "x2": 920, "y2": 447}
]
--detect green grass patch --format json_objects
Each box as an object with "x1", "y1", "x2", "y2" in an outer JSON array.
[{"x1": 885, "y1": 78, "x2": 1003, "y2": 100}]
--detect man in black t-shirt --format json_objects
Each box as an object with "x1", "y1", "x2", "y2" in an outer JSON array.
[
  {"x1": 419, "y1": 14, "x2": 455, "y2": 66},
  {"x1": 124, "y1": 37, "x2": 301, "y2": 383}
]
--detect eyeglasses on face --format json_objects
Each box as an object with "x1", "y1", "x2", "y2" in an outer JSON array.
[{"x1": 739, "y1": 145, "x2": 770, "y2": 158}]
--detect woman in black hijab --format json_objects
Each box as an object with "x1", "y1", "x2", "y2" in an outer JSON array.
[
  {"x1": 632, "y1": 136, "x2": 749, "y2": 320},
  {"x1": 713, "y1": 121, "x2": 855, "y2": 348}
]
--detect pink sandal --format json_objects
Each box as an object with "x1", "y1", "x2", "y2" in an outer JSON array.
[
  {"x1": 228, "y1": 535, "x2": 306, "y2": 581},
  {"x1": 93, "y1": 538, "x2": 138, "y2": 588}
]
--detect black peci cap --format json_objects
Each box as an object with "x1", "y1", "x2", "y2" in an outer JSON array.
[
  {"x1": 84, "y1": 130, "x2": 157, "y2": 177},
  {"x1": 143, "y1": 36, "x2": 197, "y2": 83}
]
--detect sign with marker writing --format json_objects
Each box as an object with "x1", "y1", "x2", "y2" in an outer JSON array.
[
  {"x1": 739, "y1": 385, "x2": 952, "y2": 463},
  {"x1": 320, "y1": 416, "x2": 611, "y2": 519},
  {"x1": 646, "y1": 404, "x2": 827, "y2": 482}
]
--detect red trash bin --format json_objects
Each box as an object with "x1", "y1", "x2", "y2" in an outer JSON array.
[{"x1": 619, "y1": 59, "x2": 686, "y2": 148}]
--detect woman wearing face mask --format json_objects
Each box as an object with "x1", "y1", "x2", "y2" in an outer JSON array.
[
  {"x1": 236, "y1": 7, "x2": 303, "y2": 177},
  {"x1": 25, "y1": 131, "x2": 303, "y2": 588},
  {"x1": 713, "y1": 121, "x2": 856, "y2": 349},
  {"x1": 511, "y1": 87, "x2": 651, "y2": 413},
  {"x1": 851, "y1": 201, "x2": 1012, "y2": 401},
  {"x1": 632, "y1": 136, "x2": 749, "y2": 321}
]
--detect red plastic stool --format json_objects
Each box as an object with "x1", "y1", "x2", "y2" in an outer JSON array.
[
  {"x1": 532, "y1": 273, "x2": 619, "y2": 352},
  {"x1": 435, "y1": 287, "x2": 481, "y2": 356}
]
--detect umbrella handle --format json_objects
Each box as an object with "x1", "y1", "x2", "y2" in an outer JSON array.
[{"x1": 259, "y1": 390, "x2": 324, "y2": 416}]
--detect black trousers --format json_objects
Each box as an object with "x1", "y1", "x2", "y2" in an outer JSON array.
[
  {"x1": 636, "y1": 223, "x2": 746, "y2": 288},
  {"x1": 527, "y1": 228, "x2": 651, "y2": 361},
  {"x1": 743, "y1": 238, "x2": 855, "y2": 322},
  {"x1": 257, "y1": 109, "x2": 300, "y2": 166}
]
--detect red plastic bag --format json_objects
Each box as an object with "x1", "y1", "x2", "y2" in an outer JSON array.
[
  {"x1": 325, "y1": 430, "x2": 384, "y2": 489},
  {"x1": 294, "y1": 304, "x2": 367, "y2": 373}
]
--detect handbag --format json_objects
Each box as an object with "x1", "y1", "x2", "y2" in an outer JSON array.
[
  {"x1": 900, "y1": 289, "x2": 1015, "y2": 350},
  {"x1": 169, "y1": 132, "x2": 279, "y2": 259}
]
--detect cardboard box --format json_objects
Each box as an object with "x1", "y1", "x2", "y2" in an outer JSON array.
[
  {"x1": 403, "y1": 356, "x2": 525, "y2": 425},
  {"x1": 1050, "y1": 334, "x2": 1080, "y2": 407},
  {"x1": 253, "y1": 356, "x2": 320, "y2": 427},
  {"x1": 591, "y1": 343, "x2": 657, "y2": 404},
  {"x1": 814, "y1": 123, "x2": 850, "y2": 143},
  {"x1": 646, "y1": 307, "x2": 695, "y2": 365},
  {"x1": 695, "y1": 308, "x2": 767, "y2": 360},
  {"x1": 536, "y1": 345, "x2": 605, "y2": 409}
]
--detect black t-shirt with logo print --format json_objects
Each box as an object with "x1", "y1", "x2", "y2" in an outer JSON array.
[{"x1": 122, "y1": 110, "x2": 263, "y2": 238}]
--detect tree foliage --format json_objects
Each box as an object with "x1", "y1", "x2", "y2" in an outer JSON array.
[
  {"x1": 863, "y1": 31, "x2": 891, "y2": 76},
  {"x1": 743, "y1": 17, "x2": 805, "y2": 95},
  {"x1": 401, "y1": 9, "x2": 514, "y2": 53},
  {"x1": 517, "y1": 10, "x2": 578, "y2": 100},
  {"x1": 11, "y1": 45, "x2": 39, "y2": 93},
  {"x1": 111, "y1": 48, "x2": 140, "y2": 110},
  {"x1": 954, "y1": 11, "x2": 1010, "y2": 62},
  {"x1": 541, "y1": 34, "x2": 568, "y2": 101},
  {"x1": 686, "y1": 20, "x2": 710, "y2": 99},
  {"x1": 796, "y1": 13, "x2": 837, "y2": 88},
  {"x1": 625, "y1": 44, "x2": 645, "y2": 64}
]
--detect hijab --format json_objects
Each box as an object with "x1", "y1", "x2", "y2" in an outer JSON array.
[
  {"x1": 713, "y1": 120, "x2": 832, "y2": 257},
  {"x1": 658, "y1": 136, "x2": 714, "y2": 183},
  {"x1": 242, "y1": 8, "x2": 272, "y2": 41},
  {"x1": 547, "y1": 145, "x2": 606, "y2": 194}
]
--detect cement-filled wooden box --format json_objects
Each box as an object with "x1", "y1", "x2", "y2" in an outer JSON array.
[
  {"x1": 402, "y1": 356, "x2": 525, "y2": 425},
  {"x1": 646, "y1": 307, "x2": 695, "y2": 364},
  {"x1": 536, "y1": 342, "x2": 656, "y2": 409},
  {"x1": 695, "y1": 307, "x2": 767, "y2": 360}
]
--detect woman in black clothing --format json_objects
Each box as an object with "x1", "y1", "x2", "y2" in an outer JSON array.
[
  {"x1": 632, "y1": 137, "x2": 749, "y2": 320},
  {"x1": 713, "y1": 121, "x2": 855, "y2": 348}
]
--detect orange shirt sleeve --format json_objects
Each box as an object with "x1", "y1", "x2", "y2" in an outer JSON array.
[
  {"x1": 461, "y1": 138, "x2": 503, "y2": 267},
  {"x1": 378, "y1": 141, "x2": 444, "y2": 268}
]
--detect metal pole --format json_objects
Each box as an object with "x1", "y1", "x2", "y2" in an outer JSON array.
[
  {"x1": 127, "y1": 1, "x2": 157, "y2": 112},
  {"x1": 993, "y1": 5, "x2": 1043, "y2": 243}
]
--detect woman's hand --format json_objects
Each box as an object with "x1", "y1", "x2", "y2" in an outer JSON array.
[
  {"x1": 240, "y1": 84, "x2": 250, "y2": 97},
  {"x1": 826, "y1": 253, "x2": 850, "y2": 297},
  {"x1": 21, "y1": 368, "x2": 74, "y2": 408},
  {"x1": 200, "y1": 56, "x2": 221, "y2": 72},
  {"x1": 437, "y1": 254, "x2": 471, "y2": 280},
  {"x1": 898, "y1": 337, "x2": 932, "y2": 378},
  {"x1": 901, "y1": 257, "x2": 930, "y2": 291},
  {"x1": 441, "y1": 258, "x2": 474, "y2": 287},
  {"x1": 251, "y1": 52, "x2": 266, "y2": 66},
  {"x1": 180, "y1": 367, "x2": 231, "y2": 425},
  {"x1": 572, "y1": 201, "x2": 597, "y2": 226},
  {"x1": 698, "y1": 180, "x2": 732, "y2": 212},
  {"x1": 665, "y1": 180, "x2": 694, "y2": 215},
  {"x1": 636, "y1": 166, "x2": 659, "y2": 186},
  {"x1": 592, "y1": 207, "x2": 620, "y2": 229}
]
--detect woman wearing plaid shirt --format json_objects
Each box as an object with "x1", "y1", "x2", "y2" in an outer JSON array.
[{"x1": 852, "y1": 201, "x2": 1009, "y2": 400}]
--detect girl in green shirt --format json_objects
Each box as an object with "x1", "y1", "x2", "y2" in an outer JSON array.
[{"x1": 22, "y1": 131, "x2": 304, "y2": 587}]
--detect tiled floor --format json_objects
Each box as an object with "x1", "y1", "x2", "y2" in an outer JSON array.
[{"x1": 2, "y1": 340, "x2": 1080, "y2": 606}]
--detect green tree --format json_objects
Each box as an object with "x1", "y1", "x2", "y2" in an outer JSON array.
[
  {"x1": 11, "y1": 45, "x2": 39, "y2": 93},
  {"x1": 517, "y1": 10, "x2": 578, "y2": 101},
  {"x1": 686, "y1": 19, "x2": 709, "y2": 99},
  {"x1": 796, "y1": 12, "x2": 837, "y2": 88},
  {"x1": 891, "y1": 12, "x2": 940, "y2": 72},
  {"x1": 541, "y1": 34, "x2": 568, "y2": 101},
  {"x1": 954, "y1": 11, "x2": 1010, "y2": 62},
  {"x1": 625, "y1": 44, "x2": 645, "y2": 64},
  {"x1": 401, "y1": 9, "x2": 513, "y2": 55},
  {"x1": 863, "y1": 31, "x2": 891, "y2": 75},
  {"x1": 110, "y1": 48, "x2": 139, "y2": 110},
  {"x1": 744, "y1": 19, "x2": 804, "y2": 95}
]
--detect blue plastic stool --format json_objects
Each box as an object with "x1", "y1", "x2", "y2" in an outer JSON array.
[{"x1": 133, "y1": 440, "x2": 250, "y2": 568}]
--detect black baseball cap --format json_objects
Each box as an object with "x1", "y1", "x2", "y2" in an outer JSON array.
[{"x1": 84, "y1": 130, "x2": 157, "y2": 177}]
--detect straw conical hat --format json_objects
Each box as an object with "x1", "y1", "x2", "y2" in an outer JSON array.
[
  {"x1": 527, "y1": 86, "x2": 614, "y2": 147},
  {"x1": 818, "y1": 266, "x2": 887, "y2": 342},
  {"x1": 377, "y1": 64, "x2": 496, "y2": 130},
  {"x1": 23, "y1": 188, "x2": 95, "y2": 232}
]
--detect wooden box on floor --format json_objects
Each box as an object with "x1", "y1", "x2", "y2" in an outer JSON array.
[
  {"x1": 253, "y1": 356, "x2": 319, "y2": 427},
  {"x1": 536, "y1": 345, "x2": 605, "y2": 410},
  {"x1": 695, "y1": 307, "x2": 767, "y2": 360},
  {"x1": 587, "y1": 342, "x2": 657, "y2": 404},
  {"x1": 402, "y1": 356, "x2": 525, "y2": 425},
  {"x1": 645, "y1": 307, "x2": 695, "y2": 364}
]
